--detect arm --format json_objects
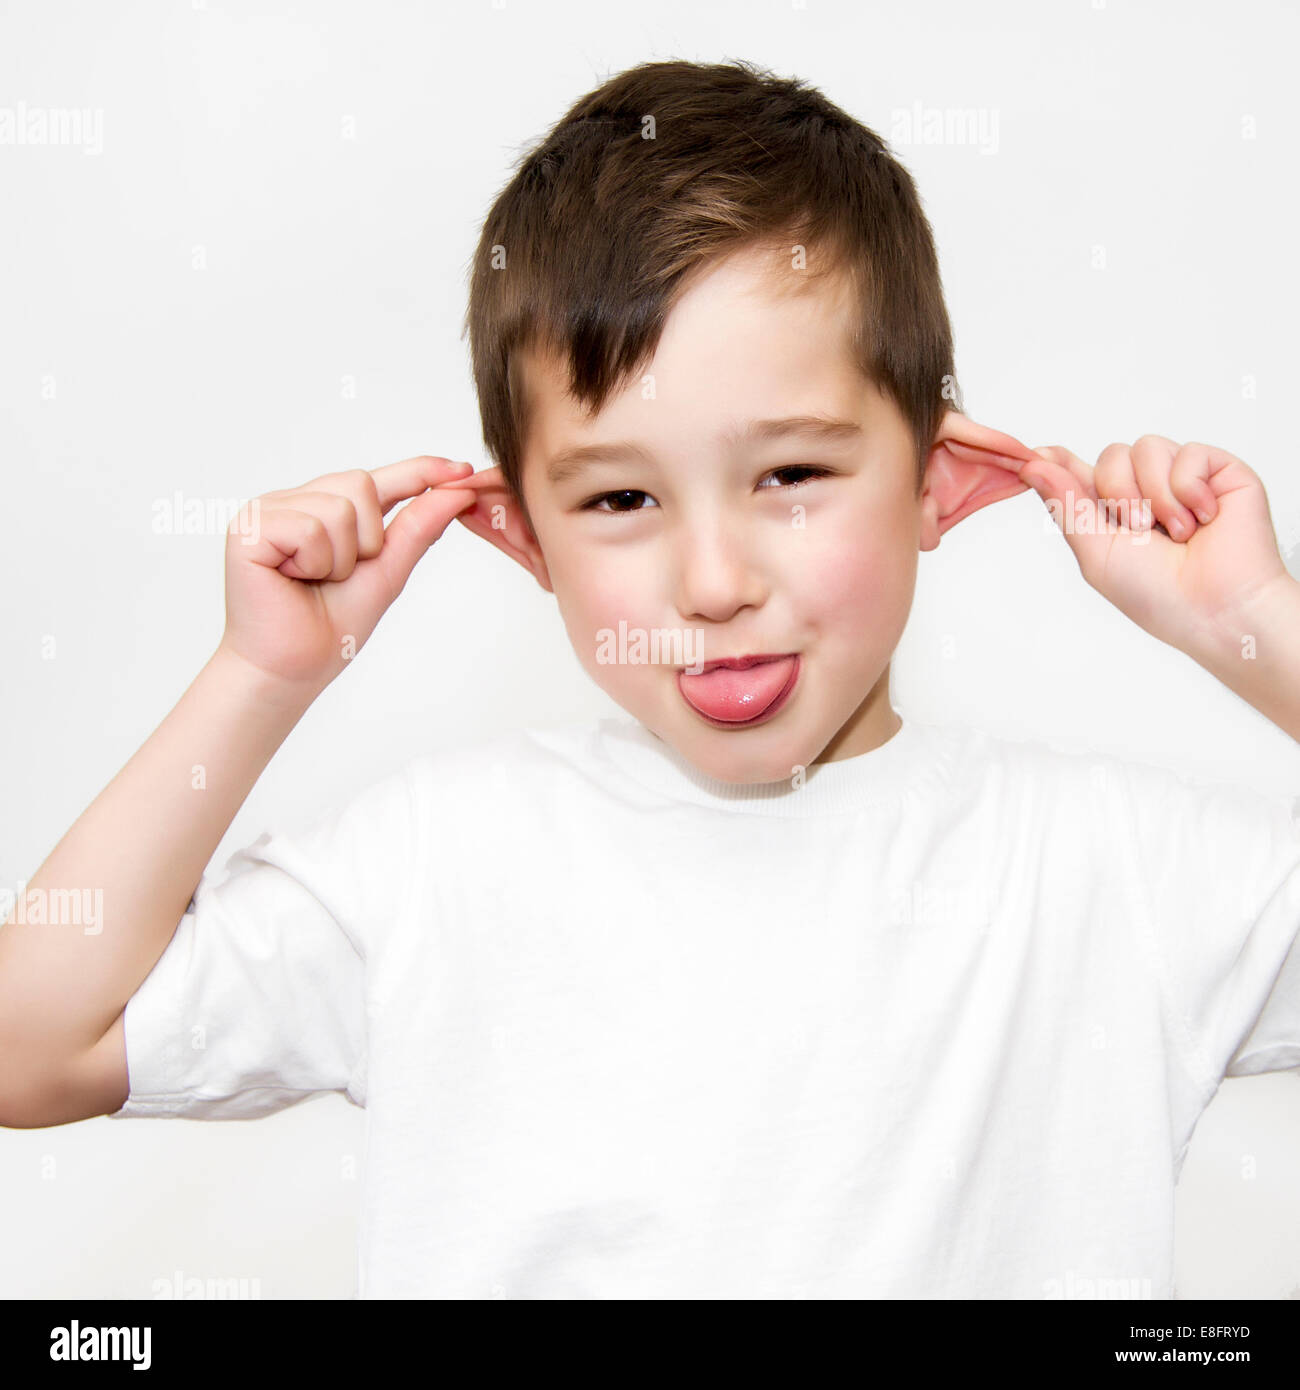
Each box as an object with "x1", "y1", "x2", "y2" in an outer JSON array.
[
  {"x1": 0, "y1": 456, "x2": 478, "y2": 1127},
  {"x1": 0, "y1": 649, "x2": 316, "y2": 1127},
  {"x1": 1186, "y1": 573, "x2": 1300, "y2": 745}
]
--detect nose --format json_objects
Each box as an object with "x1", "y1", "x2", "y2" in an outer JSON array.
[{"x1": 670, "y1": 508, "x2": 769, "y2": 622}]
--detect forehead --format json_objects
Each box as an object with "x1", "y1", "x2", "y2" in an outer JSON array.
[{"x1": 517, "y1": 246, "x2": 872, "y2": 468}]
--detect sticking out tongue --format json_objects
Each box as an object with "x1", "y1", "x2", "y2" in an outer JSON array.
[{"x1": 678, "y1": 655, "x2": 796, "y2": 722}]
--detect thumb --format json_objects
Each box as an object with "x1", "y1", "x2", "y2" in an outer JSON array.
[
  {"x1": 1022, "y1": 449, "x2": 1111, "y2": 576},
  {"x1": 376, "y1": 486, "x2": 476, "y2": 595}
]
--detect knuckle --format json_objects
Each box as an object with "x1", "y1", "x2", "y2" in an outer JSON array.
[
  {"x1": 303, "y1": 491, "x2": 357, "y2": 528},
  {"x1": 303, "y1": 475, "x2": 351, "y2": 500}
]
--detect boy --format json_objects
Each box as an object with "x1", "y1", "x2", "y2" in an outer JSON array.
[{"x1": 2, "y1": 58, "x2": 1299, "y2": 1299}]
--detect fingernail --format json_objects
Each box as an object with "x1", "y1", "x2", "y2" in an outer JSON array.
[
  {"x1": 1195, "y1": 507, "x2": 1212, "y2": 525},
  {"x1": 1167, "y1": 516, "x2": 1187, "y2": 540}
]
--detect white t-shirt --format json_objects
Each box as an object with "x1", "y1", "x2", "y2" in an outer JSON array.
[{"x1": 109, "y1": 714, "x2": 1300, "y2": 1299}]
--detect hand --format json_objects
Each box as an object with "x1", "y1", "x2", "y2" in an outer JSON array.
[
  {"x1": 1019, "y1": 435, "x2": 1289, "y2": 660},
  {"x1": 218, "y1": 456, "x2": 477, "y2": 691}
]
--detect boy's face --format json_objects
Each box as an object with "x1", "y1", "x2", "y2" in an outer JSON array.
[{"x1": 510, "y1": 246, "x2": 925, "y2": 785}]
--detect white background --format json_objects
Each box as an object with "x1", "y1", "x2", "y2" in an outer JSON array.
[{"x1": 2, "y1": 0, "x2": 1299, "y2": 1298}]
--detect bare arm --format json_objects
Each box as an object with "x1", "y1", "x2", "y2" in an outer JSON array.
[
  {"x1": 0, "y1": 649, "x2": 316, "y2": 1126},
  {"x1": 0, "y1": 457, "x2": 478, "y2": 1127}
]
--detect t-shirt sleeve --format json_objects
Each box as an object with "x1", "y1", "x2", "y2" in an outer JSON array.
[
  {"x1": 1113, "y1": 757, "x2": 1300, "y2": 1098},
  {"x1": 105, "y1": 760, "x2": 422, "y2": 1121}
]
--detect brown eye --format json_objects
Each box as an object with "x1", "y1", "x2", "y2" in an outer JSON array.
[
  {"x1": 759, "y1": 466, "x2": 832, "y2": 490},
  {"x1": 584, "y1": 489, "x2": 656, "y2": 514}
]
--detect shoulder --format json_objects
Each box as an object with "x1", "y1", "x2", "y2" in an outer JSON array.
[
  {"x1": 926, "y1": 718, "x2": 1202, "y2": 794},
  {"x1": 916, "y1": 719, "x2": 1256, "y2": 841},
  {"x1": 935, "y1": 721, "x2": 1299, "y2": 864},
  {"x1": 918, "y1": 718, "x2": 1119, "y2": 803}
]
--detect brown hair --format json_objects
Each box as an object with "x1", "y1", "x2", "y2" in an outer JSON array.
[{"x1": 462, "y1": 58, "x2": 960, "y2": 524}]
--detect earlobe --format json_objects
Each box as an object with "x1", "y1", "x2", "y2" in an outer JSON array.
[
  {"x1": 446, "y1": 468, "x2": 554, "y2": 592},
  {"x1": 920, "y1": 411, "x2": 1041, "y2": 547}
]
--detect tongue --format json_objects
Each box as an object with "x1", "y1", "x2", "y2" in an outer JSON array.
[{"x1": 679, "y1": 656, "x2": 795, "y2": 722}]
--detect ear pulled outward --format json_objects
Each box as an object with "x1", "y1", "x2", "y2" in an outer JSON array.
[
  {"x1": 442, "y1": 466, "x2": 554, "y2": 593},
  {"x1": 920, "y1": 410, "x2": 1042, "y2": 550}
]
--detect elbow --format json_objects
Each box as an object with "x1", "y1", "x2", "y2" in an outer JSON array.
[{"x1": 0, "y1": 1048, "x2": 113, "y2": 1129}]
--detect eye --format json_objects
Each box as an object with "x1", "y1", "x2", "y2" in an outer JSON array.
[
  {"x1": 757, "y1": 465, "x2": 833, "y2": 491},
  {"x1": 581, "y1": 467, "x2": 834, "y2": 517},
  {"x1": 581, "y1": 489, "x2": 657, "y2": 514}
]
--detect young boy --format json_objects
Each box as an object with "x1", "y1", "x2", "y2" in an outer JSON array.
[{"x1": 3, "y1": 59, "x2": 1299, "y2": 1300}]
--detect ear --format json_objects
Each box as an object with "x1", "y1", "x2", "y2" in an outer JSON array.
[
  {"x1": 446, "y1": 466, "x2": 553, "y2": 592},
  {"x1": 920, "y1": 411, "x2": 1041, "y2": 550}
]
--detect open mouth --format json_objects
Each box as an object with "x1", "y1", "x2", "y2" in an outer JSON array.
[{"x1": 677, "y1": 653, "x2": 800, "y2": 727}]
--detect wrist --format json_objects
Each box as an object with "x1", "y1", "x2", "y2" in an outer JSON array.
[
  {"x1": 1199, "y1": 570, "x2": 1299, "y2": 664},
  {"x1": 207, "y1": 642, "x2": 329, "y2": 719},
  {"x1": 1192, "y1": 573, "x2": 1300, "y2": 741}
]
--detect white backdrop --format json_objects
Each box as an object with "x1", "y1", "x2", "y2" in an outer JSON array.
[{"x1": 2, "y1": 0, "x2": 1298, "y2": 1299}]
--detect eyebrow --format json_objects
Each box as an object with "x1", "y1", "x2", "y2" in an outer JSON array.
[{"x1": 544, "y1": 415, "x2": 863, "y2": 486}]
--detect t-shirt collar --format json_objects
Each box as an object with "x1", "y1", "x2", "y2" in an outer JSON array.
[{"x1": 594, "y1": 712, "x2": 949, "y2": 817}]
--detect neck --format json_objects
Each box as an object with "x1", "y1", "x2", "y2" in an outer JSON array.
[{"x1": 814, "y1": 667, "x2": 901, "y2": 764}]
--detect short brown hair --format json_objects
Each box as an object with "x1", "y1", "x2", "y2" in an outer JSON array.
[{"x1": 462, "y1": 58, "x2": 960, "y2": 521}]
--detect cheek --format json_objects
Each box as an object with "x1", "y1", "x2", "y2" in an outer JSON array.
[
  {"x1": 557, "y1": 555, "x2": 653, "y2": 629},
  {"x1": 552, "y1": 554, "x2": 662, "y2": 680},
  {"x1": 799, "y1": 503, "x2": 917, "y2": 637}
]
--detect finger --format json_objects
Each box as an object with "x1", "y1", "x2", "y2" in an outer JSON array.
[
  {"x1": 375, "y1": 487, "x2": 478, "y2": 597},
  {"x1": 1029, "y1": 444, "x2": 1100, "y2": 505},
  {"x1": 438, "y1": 466, "x2": 504, "y2": 494},
  {"x1": 1018, "y1": 446, "x2": 1123, "y2": 587},
  {"x1": 1170, "y1": 443, "x2": 1223, "y2": 527},
  {"x1": 369, "y1": 457, "x2": 475, "y2": 513},
  {"x1": 277, "y1": 491, "x2": 359, "y2": 580},
  {"x1": 1131, "y1": 434, "x2": 1196, "y2": 540},
  {"x1": 1092, "y1": 442, "x2": 1150, "y2": 531},
  {"x1": 296, "y1": 469, "x2": 385, "y2": 559},
  {"x1": 239, "y1": 508, "x2": 334, "y2": 582}
]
